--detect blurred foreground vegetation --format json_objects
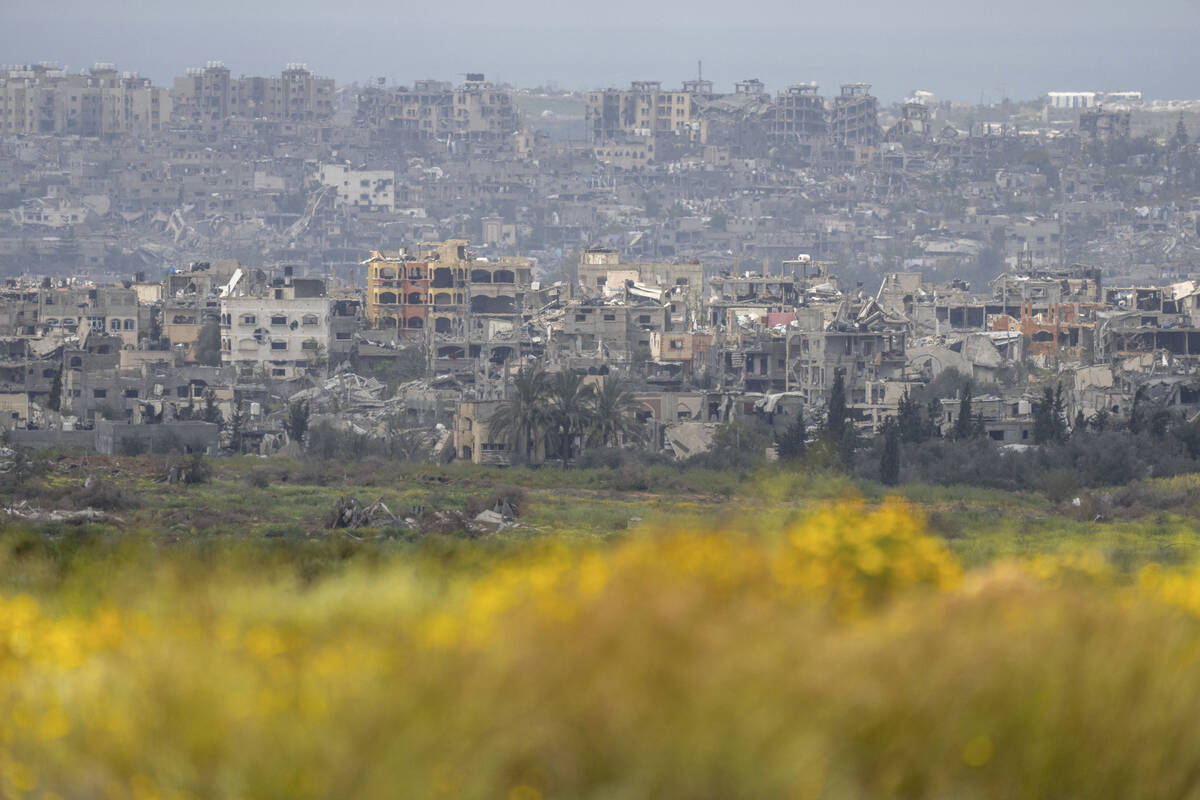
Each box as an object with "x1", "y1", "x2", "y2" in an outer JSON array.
[{"x1": 4, "y1": 454, "x2": 1200, "y2": 797}]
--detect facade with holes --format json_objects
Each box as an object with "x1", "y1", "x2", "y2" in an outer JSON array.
[
  {"x1": 219, "y1": 277, "x2": 356, "y2": 380},
  {"x1": 364, "y1": 240, "x2": 533, "y2": 370}
]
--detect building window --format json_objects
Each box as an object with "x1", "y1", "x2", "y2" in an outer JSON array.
[
  {"x1": 241, "y1": 314, "x2": 256, "y2": 325},
  {"x1": 270, "y1": 315, "x2": 288, "y2": 326},
  {"x1": 271, "y1": 341, "x2": 287, "y2": 350},
  {"x1": 93, "y1": 389, "x2": 107, "y2": 399}
]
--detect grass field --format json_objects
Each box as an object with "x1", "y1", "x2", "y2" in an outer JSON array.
[{"x1": 3, "y1": 453, "x2": 1200, "y2": 797}]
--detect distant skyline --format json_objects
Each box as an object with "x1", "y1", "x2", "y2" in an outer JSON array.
[{"x1": 3, "y1": 0, "x2": 1197, "y2": 103}]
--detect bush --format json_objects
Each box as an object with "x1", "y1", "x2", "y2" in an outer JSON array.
[
  {"x1": 1043, "y1": 468, "x2": 1081, "y2": 504},
  {"x1": 607, "y1": 466, "x2": 650, "y2": 492},
  {"x1": 26, "y1": 476, "x2": 139, "y2": 512},
  {"x1": 160, "y1": 453, "x2": 211, "y2": 485}
]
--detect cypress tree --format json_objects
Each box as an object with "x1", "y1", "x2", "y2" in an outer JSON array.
[
  {"x1": 897, "y1": 389, "x2": 925, "y2": 443},
  {"x1": 47, "y1": 370, "x2": 62, "y2": 413},
  {"x1": 1034, "y1": 386, "x2": 1056, "y2": 444},
  {"x1": 838, "y1": 420, "x2": 857, "y2": 471},
  {"x1": 1052, "y1": 384, "x2": 1067, "y2": 442},
  {"x1": 954, "y1": 383, "x2": 974, "y2": 440},
  {"x1": 926, "y1": 396, "x2": 942, "y2": 439},
  {"x1": 777, "y1": 410, "x2": 807, "y2": 462},
  {"x1": 880, "y1": 421, "x2": 900, "y2": 486},
  {"x1": 826, "y1": 371, "x2": 847, "y2": 437}
]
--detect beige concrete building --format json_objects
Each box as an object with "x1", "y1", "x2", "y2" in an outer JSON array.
[
  {"x1": 0, "y1": 63, "x2": 170, "y2": 136},
  {"x1": 356, "y1": 75, "x2": 517, "y2": 141},
  {"x1": 593, "y1": 139, "x2": 656, "y2": 169},
  {"x1": 172, "y1": 62, "x2": 334, "y2": 124},
  {"x1": 585, "y1": 81, "x2": 702, "y2": 143}
]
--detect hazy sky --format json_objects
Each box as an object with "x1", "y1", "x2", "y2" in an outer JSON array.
[{"x1": 3, "y1": 0, "x2": 1197, "y2": 102}]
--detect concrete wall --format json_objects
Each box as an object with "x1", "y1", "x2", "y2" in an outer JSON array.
[
  {"x1": 94, "y1": 420, "x2": 219, "y2": 456},
  {"x1": 8, "y1": 429, "x2": 96, "y2": 451}
]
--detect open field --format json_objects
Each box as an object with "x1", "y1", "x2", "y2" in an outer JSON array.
[{"x1": 4, "y1": 455, "x2": 1200, "y2": 797}]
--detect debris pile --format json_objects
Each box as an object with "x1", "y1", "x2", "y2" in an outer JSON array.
[
  {"x1": 327, "y1": 496, "x2": 401, "y2": 529},
  {"x1": 3, "y1": 501, "x2": 125, "y2": 526}
]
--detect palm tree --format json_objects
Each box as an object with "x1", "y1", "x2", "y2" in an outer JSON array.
[
  {"x1": 488, "y1": 366, "x2": 551, "y2": 465},
  {"x1": 587, "y1": 375, "x2": 641, "y2": 449},
  {"x1": 547, "y1": 371, "x2": 595, "y2": 469}
]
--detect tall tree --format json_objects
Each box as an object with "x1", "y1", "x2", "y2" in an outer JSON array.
[
  {"x1": 838, "y1": 420, "x2": 857, "y2": 471},
  {"x1": 229, "y1": 403, "x2": 244, "y2": 454},
  {"x1": 47, "y1": 369, "x2": 62, "y2": 412},
  {"x1": 826, "y1": 370, "x2": 847, "y2": 437},
  {"x1": 587, "y1": 375, "x2": 641, "y2": 449},
  {"x1": 488, "y1": 366, "x2": 551, "y2": 466},
  {"x1": 547, "y1": 371, "x2": 594, "y2": 469},
  {"x1": 193, "y1": 319, "x2": 222, "y2": 366},
  {"x1": 777, "y1": 409, "x2": 807, "y2": 462},
  {"x1": 954, "y1": 383, "x2": 975, "y2": 440},
  {"x1": 880, "y1": 420, "x2": 900, "y2": 486},
  {"x1": 284, "y1": 399, "x2": 310, "y2": 446},
  {"x1": 1052, "y1": 384, "x2": 1068, "y2": 443},
  {"x1": 1034, "y1": 386, "x2": 1057, "y2": 444},
  {"x1": 1129, "y1": 386, "x2": 1148, "y2": 435},
  {"x1": 897, "y1": 389, "x2": 925, "y2": 444},
  {"x1": 202, "y1": 389, "x2": 223, "y2": 424},
  {"x1": 1174, "y1": 114, "x2": 1190, "y2": 150},
  {"x1": 926, "y1": 396, "x2": 942, "y2": 440}
]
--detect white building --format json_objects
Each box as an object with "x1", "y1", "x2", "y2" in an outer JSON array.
[
  {"x1": 317, "y1": 164, "x2": 395, "y2": 212},
  {"x1": 1048, "y1": 91, "x2": 1098, "y2": 110},
  {"x1": 219, "y1": 275, "x2": 358, "y2": 379},
  {"x1": 1048, "y1": 90, "x2": 1142, "y2": 110}
]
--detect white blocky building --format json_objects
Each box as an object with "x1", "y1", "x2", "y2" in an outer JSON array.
[{"x1": 219, "y1": 272, "x2": 359, "y2": 379}]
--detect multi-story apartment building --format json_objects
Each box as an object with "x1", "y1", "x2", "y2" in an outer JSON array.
[
  {"x1": 0, "y1": 283, "x2": 139, "y2": 345},
  {"x1": 787, "y1": 328, "x2": 907, "y2": 425},
  {"x1": 769, "y1": 83, "x2": 827, "y2": 159},
  {"x1": 172, "y1": 62, "x2": 334, "y2": 124},
  {"x1": 355, "y1": 75, "x2": 517, "y2": 141},
  {"x1": 0, "y1": 63, "x2": 171, "y2": 136},
  {"x1": 317, "y1": 164, "x2": 395, "y2": 212},
  {"x1": 584, "y1": 81, "x2": 701, "y2": 143},
  {"x1": 829, "y1": 83, "x2": 880, "y2": 151},
  {"x1": 365, "y1": 239, "x2": 533, "y2": 369},
  {"x1": 219, "y1": 271, "x2": 358, "y2": 379}
]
